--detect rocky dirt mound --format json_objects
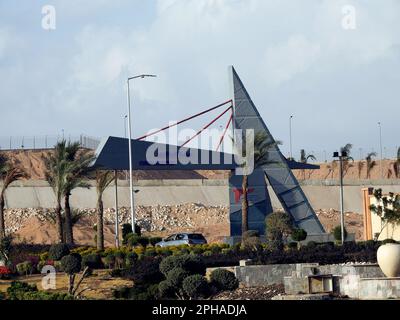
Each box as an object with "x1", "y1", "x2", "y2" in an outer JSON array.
[
  {"x1": 0, "y1": 150, "x2": 229, "y2": 180},
  {"x1": 6, "y1": 205, "x2": 364, "y2": 245},
  {"x1": 2, "y1": 149, "x2": 398, "y2": 181},
  {"x1": 6, "y1": 204, "x2": 230, "y2": 246},
  {"x1": 293, "y1": 159, "x2": 399, "y2": 181},
  {"x1": 315, "y1": 209, "x2": 364, "y2": 240},
  {"x1": 213, "y1": 284, "x2": 285, "y2": 300}
]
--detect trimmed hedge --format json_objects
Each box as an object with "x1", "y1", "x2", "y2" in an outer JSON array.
[
  {"x1": 182, "y1": 274, "x2": 209, "y2": 299},
  {"x1": 209, "y1": 269, "x2": 238, "y2": 291},
  {"x1": 48, "y1": 244, "x2": 70, "y2": 261}
]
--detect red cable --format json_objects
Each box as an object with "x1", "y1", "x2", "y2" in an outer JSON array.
[
  {"x1": 137, "y1": 99, "x2": 232, "y2": 140},
  {"x1": 216, "y1": 111, "x2": 233, "y2": 152},
  {"x1": 181, "y1": 106, "x2": 233, "y2": 148}
]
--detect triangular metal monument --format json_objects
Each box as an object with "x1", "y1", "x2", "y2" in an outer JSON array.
[{"x1": 228, "y1": 66, "x2": 325, "y2": 236}]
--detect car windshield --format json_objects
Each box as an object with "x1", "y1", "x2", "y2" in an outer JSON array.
[
  {"x1": 188, "y1": 234, "x2": 205, "y2": 240},
  {"x1": 165, "y1": 235, "x2": 176, "y2": 241}
]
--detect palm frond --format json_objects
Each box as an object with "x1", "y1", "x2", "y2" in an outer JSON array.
[{"x1": 96, "y1": 170, "x2": 115, "y2": 198}]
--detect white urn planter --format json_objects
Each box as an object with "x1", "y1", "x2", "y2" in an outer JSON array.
[{"x1": 377, "y1": 243, "x2": 400, "y2": 278}]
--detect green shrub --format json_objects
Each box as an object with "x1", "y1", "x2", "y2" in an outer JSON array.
[
  {"x1": 203, "y1": 250, "x2": 213, "y2": 256},
  {"x1": 125, "y1": 252, "x2": 138, "y2": 267},
  {"x1": 122, "y1": 224, "x2": 142, "y2": 245},
  {"x1": 21, "y1": 291, "x2": 74, "y2": 300},
  {"x1": 114, "y1": 251, "x2": 126, "y2": 268},
  {"x1": 144, "y1": 248, "x2": 157, "y2": 257},
  {"x1": 126, "y1": 234, "x2": 149, "y2": 247},
  {"x1": 265, "y1": 211, "x2": 293, "y2": 251},
  {"x1": 6, "y1": 280, "x2": 73, "y2": 300},
  {"x1": 180, "y1": 247, "x2": 190, "y2": 255},
  {"x1": 39, "y1": 252, "x2": 49, "y2": 262},
  {"x1": 158, "y1": 280, "x2": 175, "y2": 299},
  {"x1": 382, "y1": 239, "x2": 398, "y2": 245},
  {"x1": 7, "y1": 281, "x2": 38, "y2": 300},
  {"x1": 53, "y1": 260, "x2": 63, "y2": 272},
  {"x1": 332, "y1": 226, "x2": 348, "y2": 242},
  {"x1": 291, "y1": 229, "x2": 308, "y2": 242},
  {"x1": 82, "y1": 254, "x2": 103, "y2": 270},
  {"x1": 60, "y1": 254, "x2": 82, "y2": 275},
  {"x1": 16, "y1": 261, "x2": 34, "y2": 276},
  {"x1": 244, "y1": 230, "x2": 260, "y2": 238},
  {"x1": 167, "y1": 267, "x2": 190, "y2": 288},
  {"x1": 306, "y1": 241, "x2": 317, "y2": 248},
  {"x1": 137, "y1": 236, "x2": 150, "y2": 247},
  {"x1": 210, "y1": 269, "x2": 239, "y2": 291},
  {"x1": 48, "y1": 243, "x2": 70, "y2": 261},
  {"x1": 0, "y1": 236, "x2": 12, "y2": 262},
  {"x1": 103, "y1": 253, "x2": 116, "y2": 269},
  {"x1": 241, "y1": 231, "x2": 262, "y2": 251},
  {"x1": 159, "y1": 255, "x2": 205, "y2": 277},
  {"x1": 124, "y1": 257, "x2": 164, "y2": 285},
  {"x1": 190, "y1": 246, "x2": 204, "y2": 255},
  {"x1": 287, "y1": 242, "x2": 298, "y2": 250},
  {"x1": 150, "y1": 237, "x2": 163, "y2": 247},
  {"x1": 182, "y1": 274, "x2": 209, "y2": 299},
  {"x1": 210, "y1": 245, "x2": 222, "y2": 254}
]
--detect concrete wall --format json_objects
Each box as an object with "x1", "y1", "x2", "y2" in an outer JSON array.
[
  {"x1": 220, "y1": 263, "x2": 383, "y2": 289},
  {"x1": 2, "y1": 179, "x2": 400, "y2": 212},
  {"x1": 1, "y1": 179, "x2": 229, "y2": 209}
]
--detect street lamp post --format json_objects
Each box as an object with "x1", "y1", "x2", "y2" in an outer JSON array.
[
  {"x1": 333, "y1": 150, "x2": 347, "y2": 244},
  {"x1": 126, "y1": 74, "x2": 156, "y2": 234},
  {"x1": 378, "y1": 122, "x2": 383, "y2": 179},
  {"x1": 289, "y1": 115, "x2": 294, "y2": 160},
  {"x1": 124, "y1": 115, "x2": 128, "y2": 138}
]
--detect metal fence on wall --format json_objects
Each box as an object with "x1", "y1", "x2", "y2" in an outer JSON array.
[{"x1": 0, "y1": 135, "x2": 101, "y2": 151}]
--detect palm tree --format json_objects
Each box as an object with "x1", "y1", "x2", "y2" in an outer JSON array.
[
  {"x1": 43, "y1": 141, "x2": 95, "y2": 244},
  {"x1": 43, "y1": 141, "x2": 70, "y2": 243},
  {"x1": 340, "y1": 143, "x2": 354, "y2": 177},
  {"x1": 95, "y1": 170, "x2": 114, "y2": 250},
  {"x1": 357, "y1": 161, "x2": 364, "y2": 179},
  {"x1": 0, "y1": 155, "x2": 27, "y2": 240},
  {"x1": 366, "y1": 152, "x2": 377, "y2": 179},
  {"x1": 300, "y1": 149, "x2": 316, "y2": 179},
  {"x1": 300, "y1": 149, "x2": 316, "y2": 163},
  {"x1": 63, "y1": 142, "x2": 95, "y2": 245},
  {"x1": 237, "y1": 132, "x2": 278, "y2": 234},
  {"x1": 325, "y1": 161, "x2": 337, "y2": 179}
]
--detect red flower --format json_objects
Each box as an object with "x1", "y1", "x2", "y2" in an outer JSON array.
[{"x1": 0, "y1": 266, "x2": 11, "y2": 275}]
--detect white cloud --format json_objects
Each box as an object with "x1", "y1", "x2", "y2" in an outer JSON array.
[{"x1": 262, "y1": 35, "x2": 321, "y2": 87}]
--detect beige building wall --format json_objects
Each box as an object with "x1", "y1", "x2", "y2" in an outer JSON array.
[{"x1": 364, "y1": 190, "x2": 400, "y2": 241}]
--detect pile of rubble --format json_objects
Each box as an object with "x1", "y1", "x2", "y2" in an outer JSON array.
[
  {"x1": 4, "y1": 203, "x2": 229, "y2": 235},
  {"x1": 213, "y1": 284, "x2": 285, "y2": 300}
]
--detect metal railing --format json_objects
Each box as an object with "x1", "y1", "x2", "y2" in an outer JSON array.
[{"x1": 0, "y1": 134, "x2": 101, "y2": 151}]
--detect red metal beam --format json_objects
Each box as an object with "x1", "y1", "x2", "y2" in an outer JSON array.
[
  {"x1": 137, "y1": 99, "x2": 232, "y2": 140},
  {"x1": 216, "y1": 111, "x2": 233, "y2": 152},
  {"x1": 181, "y1": 106, "x2": 233, "y2": 148}
]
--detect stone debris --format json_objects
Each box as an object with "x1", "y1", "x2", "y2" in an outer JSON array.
[
  {"x1": 4, "y1": 204, "x2": 229, "y2": 234},
  {"x1": 213, "y1": 284, "x2": 285, "y2": 300}
]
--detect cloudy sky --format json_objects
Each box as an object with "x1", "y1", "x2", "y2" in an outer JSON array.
[{"x1": 0, "y1": 0, "x2": 399, "y2": 160}]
